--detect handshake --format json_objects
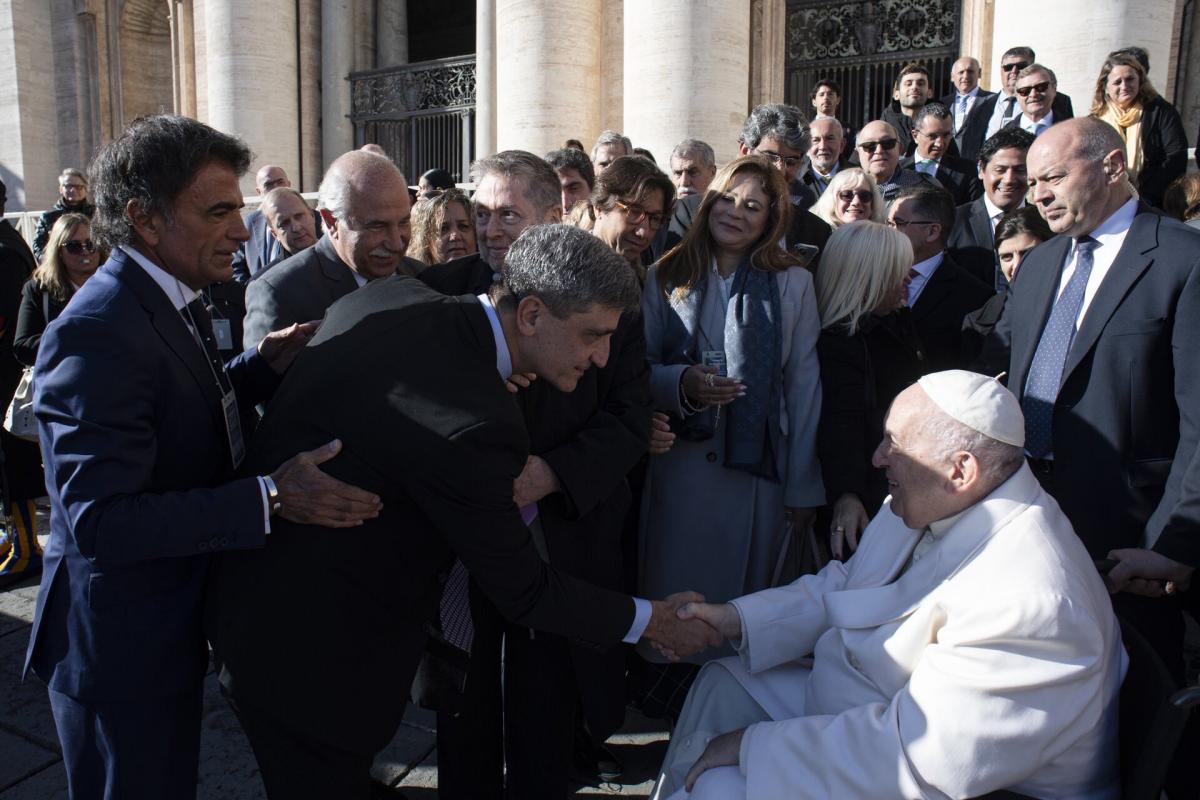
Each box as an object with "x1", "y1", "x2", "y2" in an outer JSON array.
[{"x1": 640, "y1": 593, "x2": 745, "y2": 661}]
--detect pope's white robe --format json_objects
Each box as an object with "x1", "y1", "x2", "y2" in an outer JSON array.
[{"x1": 655, "y1": 464, "x2": 1127, "y2": 800}]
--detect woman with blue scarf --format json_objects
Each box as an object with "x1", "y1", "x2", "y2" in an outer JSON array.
[{"x1": 639, "y1": 156, "x2": 824, "y2": 664}]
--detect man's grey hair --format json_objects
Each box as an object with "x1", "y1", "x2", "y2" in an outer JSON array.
[
  {"x1": 741, "y1": 103, "x2": 810, "y2": 152},
  {"x1": 670, "y1": 139, "x2": 716, "y2": 168},
  {"x1": 918, "y1": 412, "x2": 1025, "y2": 489},
  {"x1": 59, "y1": 168, "x2": 86, "y2": 186},
  {"x1": 496, "y1": 224, "x2": 640, "y2": 318},
  {"x1": 591, "y1": 130, "x2": 633, "y2": 161},
  {"x1": 913, "y1": 101, "x2": 952, "y2": 130},
  {"x1": 471, "y1": 150, "x2": 561, "y2": 216},
  {"x1": 318, "y1": 150, "x2": 403, "y2": 221},
  {"x1": 810, "y1": 115, "x2": 845, "y2": 137},
  {"x1": 1017, "y1": 63, "x2": 1057, "y2": 85}
]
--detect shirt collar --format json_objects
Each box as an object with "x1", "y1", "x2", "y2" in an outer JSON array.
[
  {"x1": 956, "y1": 86, "x2": 980, "y2": 100},
  {"x1": 1077, "y1": 196, "x2": 1138, "y2": 249},
  {"x1": 982, "y1": 194, "x2": 1024, "y2": 222},
  {"x1": 928, "y1": 506, "x2": 968, "y2": 539},
  {"x1": 476, "y1": 292, "x2": 514, "y2": 381},
  {"x1": 119, "y1": 244, "x2": 197, "y2": 310},
  {"x1": 1022, "y1": 110, "x2": 1054, "y2": 130},
  {"x1": 911, "y1": 251, "x2": 944, "y2": 280}
]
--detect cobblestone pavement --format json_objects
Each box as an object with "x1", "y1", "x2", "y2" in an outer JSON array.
[{"x1": 1, "y1": 523, "x2": 667, "y2": 798}]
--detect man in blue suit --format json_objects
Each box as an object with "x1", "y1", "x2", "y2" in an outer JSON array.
[
  {"x1": 231, "y1": 164, "x2": 291, "y2": 283},
  {"x1": 23, "y1": 114, "x2": 382, "y2": 800}
]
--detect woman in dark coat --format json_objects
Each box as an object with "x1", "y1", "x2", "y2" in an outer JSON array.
[
  {"x1": 13, "y1": 213, "x2": 98, "y2": 366},
  {"x1": 814, "y1": 220, "x2": 925, "y2": 560},
  {"x1": 1090, "y1": 52, "x2": 1188, "y2": 209}
]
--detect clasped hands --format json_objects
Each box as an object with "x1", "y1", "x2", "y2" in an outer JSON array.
[{"x1": 643, "y1": 596, "x2": 741, "y2": 662}]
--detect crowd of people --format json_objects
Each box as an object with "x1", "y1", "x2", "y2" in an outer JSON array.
[{"x1": 0, "y1": 39, "x2": 1196, "y2": 800}]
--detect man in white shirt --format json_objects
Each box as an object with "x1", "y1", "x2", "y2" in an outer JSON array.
[
  {"x1": 943, "y1": 56, "x2": 990, "y2": 142},
  {"x1": 1008, "y1": 64, "x2": 1060, "y2": 137},
  {"x1": 652, "y1": 371, "x2": 1126, "y2": 800}
]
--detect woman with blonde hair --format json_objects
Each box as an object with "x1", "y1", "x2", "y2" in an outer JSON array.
[
  {"x1": 640, "y1": 155, "x2": 824, "y2": 663},
  {"x1": 814, "y1": 221, "x2": 924, "y2": 560},
  {"x1": 405, "y1": 188, "x2": 476, "y2": 266},
  {"x1": 1089, "y1": 52, "x2": 1187, "y2": 208},
  {"x1": 14, "y1": 212, "x2": 99, "y2": 366},
  {"x1": 810, "y1": 167, "x2": 885, "y2": 229}
]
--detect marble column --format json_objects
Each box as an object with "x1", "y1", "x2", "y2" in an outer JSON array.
[
  {"x1": 322, "y1": 0, "x2": 355, "y2": 169},
  {"x1": 475, "y1": 0, "x2": 497, "y2": 158},
  {"x1": 749, "y1": 0, "x2": 786, "y2": 109},
  {"x1": 376, "y1": 0, "x2": 407, "y2": 67},
  {"x1": 496, "y1": 0, "x2": 602, "y2": 155},
  {"x1": 298, "y1": 0, "x2": 321, "y2": 189},
  {"x1": 600, "y1": 0, "x2": 623, "y2": 132},
  {"x1": 205, "y1": 0, "x2": 299, "y2": 193},
  {"x1": 959, "y1": 0, "x2": 995, "y2": 91},
  {"x1": 624, "y1": 0, "x2": 749, "y2": 167},
  {"x1": 176, "y1": 0, "x2": 197, "y2": 118},
  {"x1": 989, "y1": 0, "x2": 1177, "y2": 112}
]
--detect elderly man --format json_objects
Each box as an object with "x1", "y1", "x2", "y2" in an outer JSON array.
[
  {"x1": 737, "y1": 103, "x2": 814, "y2": 209},
  {"x1": 948, "y1": 127, "x2": 1036, "y2": 288},
  {"x1": 880, "y1": 63, "x2": 932, "y2": 156},
  {"x1": 231, "y1": 164, "x2": 292, "y2": 283},
  {"x1": 653, "y1": 371, "x2": 1126, "y2": 800},
  {"x1": 241, "y1": 151, "x2": 423, "y2": 349},
  {"x1": 942, "y1": 56, "x2": 994, "y2": 153},
  {"x1": 23, "y1": 114, "x2": 379, "y2": 799},
  {"x1": 32, "y1": 168, "x2": 95, "y2": 261},
  {"x1": 856, "y1": 120, "x2": 935, "y2": 201},
  {"x1": 983, "y1": 117, "x2": 1200, "y2": 693},
  {"x1": 669, "y1": 139, "x2": 717, "y2": 200},
  {"x1": 901, "y1": 102, "x2": 981, "y2": 205},
  {"x1": 207, "y1": 224, "x2": 716, "y2": 799},
  {"x1": 260, "y1": 186, "x2": 320, "y2": 265},
  {"x1": 545, "y1": 146, "x2": 595, "y2": 216},
  {"x1": 796, "y1": 116, "x2": 844, "y2": 197},
  {"x1": 1007, "y1": 64, "x2": 1062, "y2": 138},
  {"x1": 592, "y1": 130, "x2": 633, "y2": 175}
]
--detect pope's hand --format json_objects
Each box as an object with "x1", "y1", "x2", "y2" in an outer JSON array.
[
  {"x1": 642, "y1": 591, "x2": 723, "y2": 660},
  {"x1": 684, "y1": 728, "x2": 746, "y2": 792}
]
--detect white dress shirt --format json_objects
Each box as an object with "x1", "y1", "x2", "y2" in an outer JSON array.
[
  {"x1": 1019, "y1": 110, "x2": 1055, "y2": 137},
  {"x1": 906, "y1": 252, "x2": 944, "y2": 307},
  {"x1": 475, "y1": 292, "x2": 653, "y2": 643},
  {"x1": 983, "y1": 195, "x2": 1024, "y2": 234},
  {"x1": 985, "y1": 92, "x2": 1020, "y2": 139},
  {"x1": 1054, "y1": 197, "x2": 1138, "y2": 328},
  {"x1": 952, "y1": 87, "x2": 981, "y2": 133}
]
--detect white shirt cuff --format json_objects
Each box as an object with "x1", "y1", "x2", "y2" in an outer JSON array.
[
  {"x1": 256, "y1": 476, "x2": 272, "y2": 535},
  {"x1": 623, "y1": 597, "x2": 653, "y2": 643}
]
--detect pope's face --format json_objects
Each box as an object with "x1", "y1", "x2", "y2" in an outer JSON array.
[{"x1": 872, "y1": 387, "x2": 961, "y2": 530}]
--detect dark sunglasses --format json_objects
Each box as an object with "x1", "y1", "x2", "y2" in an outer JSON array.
[
  {"x1": 62, "y1": 240, "x2": 97, "y2": 255},
  {"x1": 858, "y1": 138, "x2": 898, "y2": 153},
  {"x1": 1016, "y1": 82, "x2": 1051, "y2": 97},
  {"x1": 1001, "y1": 61, "x2": 1030, "y2": 73},
  {"x1": 837, "y1": 190, "x2": 873, "y2": 204}
]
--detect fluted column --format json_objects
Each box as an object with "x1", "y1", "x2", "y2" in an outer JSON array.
[
  {"x1": 475, "y1": 0, "x2": 497, "y2": 158},
  {"x1": 205, "y1": 0, "x2": 299, "y2": 193},
  {"x1": 322, "y1": 0, "x2": 355, "y2": 170},
  {"x1": 624, "y1": 0, "x2": 749, "y2": 167},
  {"x1": 496, "y1": 0, "x2": 602, "y2": 155}
]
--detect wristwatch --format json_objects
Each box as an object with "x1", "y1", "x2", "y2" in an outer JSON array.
[{"x1": 262, "y1": 475, "x2": 283, "y2": 516}]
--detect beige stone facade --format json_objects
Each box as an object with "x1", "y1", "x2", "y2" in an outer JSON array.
[{"x1": 0, "y1": 0, "x2": 1195, "y2": 211}]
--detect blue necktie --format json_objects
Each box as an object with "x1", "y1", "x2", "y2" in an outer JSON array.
[
  {"x1": 957, "y1": 94, "x2": 970, "y2": 132},
  {"x1": 1022, "y1": 237, "x2": 1099, "y2": 457}
]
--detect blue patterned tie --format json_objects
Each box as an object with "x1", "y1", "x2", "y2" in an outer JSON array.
[
  {"x1": 1022, "y1": 237, "x2": 1098, "y2": 457},
  {"x1": 957, "y1": 94, "x2": 970, "y2": 133}
]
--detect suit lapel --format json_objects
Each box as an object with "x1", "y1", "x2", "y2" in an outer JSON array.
[
  {"x1": 968, "y1": 199, "x2": 992, "y2": 250},
  {"x1": 1062, "y1": 211, "x2": 1158, "y2": 381},
  {"x1": 910, "y1": 258, "x2": 954, "y2": 322},
  {"x1": 1009, "y1": 236, "x2": 1072, "y2": 391},
  {"x1": 315, "y1": 237, "x2": 360, "y2": 301}
]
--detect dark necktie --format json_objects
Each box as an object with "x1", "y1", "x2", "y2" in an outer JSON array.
[
  {"x1": 184, "y1": 297, "x2": 234, "y2": 396},
  {"x1": 1001, "y1": 95, "x2": 1018, "y2": 127},
  {"x1": 1022, "y1": 237, "x2": 1099, "y2": 457}
]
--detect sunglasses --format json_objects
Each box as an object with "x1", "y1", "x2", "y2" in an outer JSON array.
[
  {"x1": 837, "y1": 190, "x2": 873, "y2": 204},
  {"x1": 1001, "y1": 61, "x2": 1030, "y2": 73},
  {"x1": 1016, "y1": 82, "x2": 1051, "y2": 97},
  {"x1": 858, "y1": 138, "x2": 898, "y2": 153},
  {"x1": 62, "y1": 239, "x2": 97, "y2": 255}
]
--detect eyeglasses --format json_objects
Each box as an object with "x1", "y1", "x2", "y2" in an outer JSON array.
[
  {"x1": 754, "y1": 149, "x2": 803, "y2": 169},
  {"x1": 837, "y1": 190, "x2": 873, "y2": 204},
  {"x1": 1001, "y1": 61, "x2": 1030, "y2": 73},
  {"x1": 915, "y1": 129, "x2": 953, "y2": 141},
  {"x1": 612, "y1": 199, "x2": 667, "y2": 231},
  {"x1": 62, "y1": 239, "x2": 97, "y2": 255},
  {"x1": 1016, "y1": 82, "x2": 1051, "y2": 97},
  {"x1": 858, "y1": 138, "x2": 898, "y2": 153},
  {"x1": 61, "y1": 182, "x2": 87, "y2": 191},
  {"x1": 887, "y1": 217, "x2": 938, "y2": 229}
]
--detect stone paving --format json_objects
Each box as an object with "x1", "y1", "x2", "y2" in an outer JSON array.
[{"x1": 0, "y1": 532, "x2": 667, "y2": 799}]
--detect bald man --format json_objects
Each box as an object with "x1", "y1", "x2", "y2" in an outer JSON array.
[
  {"x1": 242, "y1": 151, "x2": 423, "y2": 349},
  {"x1": 940, "y1": 56, "x2": 996, "y2": 158},
  {"x1": 231, "y1": 165, "x2": 293, "y2": 283}
]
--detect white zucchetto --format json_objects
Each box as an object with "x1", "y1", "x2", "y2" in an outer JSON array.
[{"x1": 917, "y1": 370, "x2": 1025, "y2": 447}]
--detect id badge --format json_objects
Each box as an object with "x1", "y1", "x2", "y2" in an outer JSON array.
[
  {"x1": 212, "y1": 318, "x2": 234, "y2": 352},
  {"x1": 221, "y1": 389, "x2": 245, "y2": 470},
  {"x1": 701, "y1": 350, "x2": 727, "y2": 377}
]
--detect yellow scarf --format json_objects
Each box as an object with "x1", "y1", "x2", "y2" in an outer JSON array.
[{"x1": 1099, "y1": 101, "x2": 1143, "y2": 183}]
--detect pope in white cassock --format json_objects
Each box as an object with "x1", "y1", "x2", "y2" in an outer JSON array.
[{"x1": 653, "y1": 370, "x2": 1127, "y2": 800}]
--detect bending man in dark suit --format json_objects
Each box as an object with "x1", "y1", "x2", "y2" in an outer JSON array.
[
  {"x1": 206, "y1": 223, "x2": 720, "y2": 800},
  {"x1": 241, "y1": 151, "x2": 424, "y2": 349},
  {"x1": 887, "y1": 183, "x2": 993, "y2": 372},
  {"x1": 22, "y1": 114, "x2": 382, "y2": 800}
]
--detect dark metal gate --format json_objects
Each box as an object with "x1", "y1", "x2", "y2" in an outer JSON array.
[
  {"x1": 350, "y1": 55, "x2": 476, "y2": 184},
  {"x1": 785, "y1": 0, "x2": 961, "y2": 129}
]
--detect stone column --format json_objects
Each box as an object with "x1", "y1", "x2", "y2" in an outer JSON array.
[
  {"x1": 475, "y1": 0, "x2": 497, "y2": 158},
  {"x1": 989, "y1": 0, "x2": 1177, "y2": 112},
  {"x1": 600, "y1": 0, "x2": 623, "y2": 132},
  {"x1": 624, "y1": 0, "x2": 749, "y2": 167},
  {"x1": 298, "y1": 0, "x2": 322, "y2": 189},
  {"x1": 496, "y1": 0, "x2": 602, "y2": 155},
  {"x1": 192, "y1": 0, "x2": 207, "y2": 121},
  {"x1": 959, "y1": 0, "x2": 995, "y2": 91},
  {"x1": 0, "y1": 0, "x2": 61, "y2": 211},
  {"x1": 376, "y1": 0, "x2": 407, "y2": 67},
  {"x1": 205, "y1": 0, "x2": 299, "y2": 193},
  {"x1": 749, "y1": 0, "x2": 786, "y2": 109},
  {"x1": 322, "y1": 0, "x2": 355, "y2": 169},
  {"x1": 177, "y1": 0, "x2": 197, "y2": 118}
]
